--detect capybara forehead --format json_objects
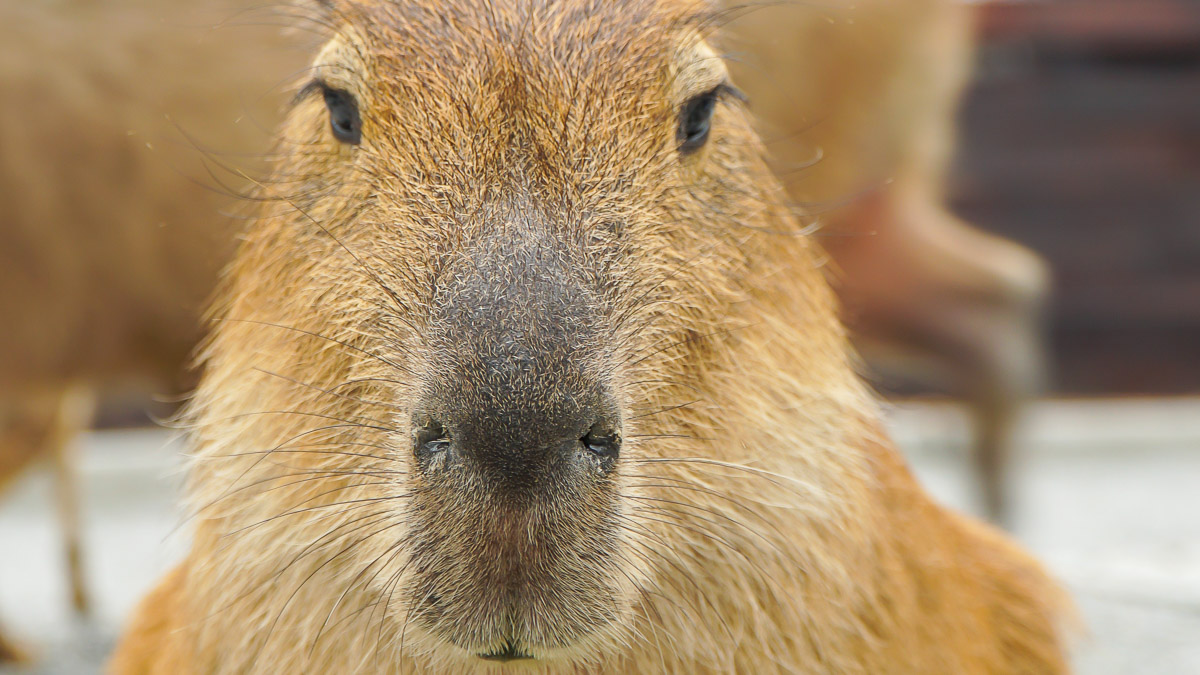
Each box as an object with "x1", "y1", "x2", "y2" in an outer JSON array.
[
  {"x1": 334, "y1": 0, "x2": 709, "y2": 69},
  {"x1": 320, "y1": 0, "x2": 715, "y2": 120}
]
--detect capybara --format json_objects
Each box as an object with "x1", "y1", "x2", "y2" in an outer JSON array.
[
  {"x1": 110, "y1": 1, "x2": 1070, "y2": 672},
  {"x1": 0, "y1": 0, "x2": 307, "y2": 649},
  {"x1": 724, "y1": 0, "x2": 1050, "y2": 523},
  {"x1": 0, "y1": 3, "x2": 1047, "y2": 651}
]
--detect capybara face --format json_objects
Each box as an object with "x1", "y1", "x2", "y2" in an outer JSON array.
[
  {"x1": 208, "y1": 0, "x2": 795, "y2": 667},
  {"x1": 104, "y1": 1, "x2": 1071, "y2": 672}
]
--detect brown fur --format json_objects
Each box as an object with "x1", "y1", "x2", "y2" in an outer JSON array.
[
  {"x1": 724, "y1": 0, "x2": 1050, "y2": 522},
  {"x1": 0, "y1": 0, "x2": 308, "y2": 649},
  {"x1": 110, "y1": 1, "x2": 1070, "y2": 672}
]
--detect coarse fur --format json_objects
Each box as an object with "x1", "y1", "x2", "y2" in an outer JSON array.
[{"x1": 107, "y1": 0, "x2": 1070, "y2": 672}]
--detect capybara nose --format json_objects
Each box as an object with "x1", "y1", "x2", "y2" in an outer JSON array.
[
  {"x1": 412, "y1": 397, "x2": 621, "y2": 493},
  {"x1": 412, "y1": 227, "x2": 619, "y2": 493}
]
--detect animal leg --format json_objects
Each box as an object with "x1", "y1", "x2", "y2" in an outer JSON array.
[{"x1": 48, "y1": 384, "x2": 97, "y2": 615}]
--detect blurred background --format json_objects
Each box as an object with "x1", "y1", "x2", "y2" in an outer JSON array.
[
  {"x1": 1, "y1": 0, "x2": 1197, "y2": 672},
  {"x1": 956, "y1": 0, "x2": 1200, "y2": 396}
]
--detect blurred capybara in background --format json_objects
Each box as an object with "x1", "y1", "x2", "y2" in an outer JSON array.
[
  {"x1": 109, "y1": 0, "x2": 1069, "y2": 672},
  {"x1": 725, "y1": 0, "x2": 1050, "y2": 523},
  {"x1": 0, "y1": 0, "x2": 307, "y2": 657}
]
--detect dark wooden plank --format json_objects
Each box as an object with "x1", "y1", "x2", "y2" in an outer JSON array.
[
  {"x1": 946, "y1": 0, "x2": 1200, "y2": 394},
  {"x1": 980, "y1": 0, "x2": 1200, "y2": 54}
]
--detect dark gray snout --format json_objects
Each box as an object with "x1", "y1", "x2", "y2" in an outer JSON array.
[{"x1": 412, "y1": 224, "x2": 619, "y2": 498}]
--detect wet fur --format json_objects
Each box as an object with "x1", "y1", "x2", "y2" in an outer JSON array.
[{"x1": 102, "y1": 0, "x2": 1069, "y2": 672}]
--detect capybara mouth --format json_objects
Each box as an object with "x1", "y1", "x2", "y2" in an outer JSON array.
[
  {"x1": 405, "y1": 522, "x2": 624, "y2": 663},
  {"x1": 478, "y1": 640, "x2": 535, "y2": 662}
]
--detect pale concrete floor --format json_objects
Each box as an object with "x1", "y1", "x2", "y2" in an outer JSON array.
[{"x1": 2, "y1": 398, "x2": 1199, "y2": 673}]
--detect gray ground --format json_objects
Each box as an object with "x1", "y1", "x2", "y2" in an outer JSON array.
[{"x1": 2, "y1": 398, "x2": 1198, "y2": 673}]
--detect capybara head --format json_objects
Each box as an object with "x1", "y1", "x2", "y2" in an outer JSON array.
[{"x1": 191, "y1": 0, "x2": 857, "y2": 670}]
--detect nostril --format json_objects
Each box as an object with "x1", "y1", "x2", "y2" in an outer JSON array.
[
  {"x1": 581, "y1": 422, "x2": 621, "y2": 462},
  {"x1": 414, "y1": 421, "x2": 450, "y2": 460}
]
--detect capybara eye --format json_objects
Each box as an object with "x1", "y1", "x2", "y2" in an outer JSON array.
[
  {"x1": 678, "y1": 89, "x2": 718, "y2": 154},
  {"x1": 678, "y1": 84, "x2": 746, "y2": 155},
  {"x1": 581, "y1": 422, "x2": 621, "y2": 462},
  {"x1": 321, "y1": 85, "x2": 361, "y2": 145}
]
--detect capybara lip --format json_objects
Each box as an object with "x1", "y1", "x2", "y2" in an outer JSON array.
[{"x1": 477, "y1": 641, "x2": 535, "y2": 662}]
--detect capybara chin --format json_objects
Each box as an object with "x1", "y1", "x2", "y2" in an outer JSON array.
[{"x1": 110, "y1": 1, "x2": 1071, "y2": 672}]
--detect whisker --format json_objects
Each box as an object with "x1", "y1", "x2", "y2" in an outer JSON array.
[
  {"x1": 213, "y1": 441, "x2": 402, "y2": 465},
  {"x1": 209, "y1": 408, "x2": 398, "y2": 435},
  {"x1": 225, "y1": 492, "x2": 410, "y2": 538},
  {"x1": 312, "y1": 537, "x2": 412, "y2": 655},
  {"x1": 217, "y1": 318, "x2": 408, "y2": 373},
  {"x1": 257, "y1": 514, "x2": 403, "y2": 657},
  {"x1": 629, "y1": 399, "x2": 700, "y2": 421},
  {"x1": 252, "y1": 367, "x2": 403, "y2": 412},
  {"x1": 194, "y1": 422, "x2": 393, "y2": 522}
]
